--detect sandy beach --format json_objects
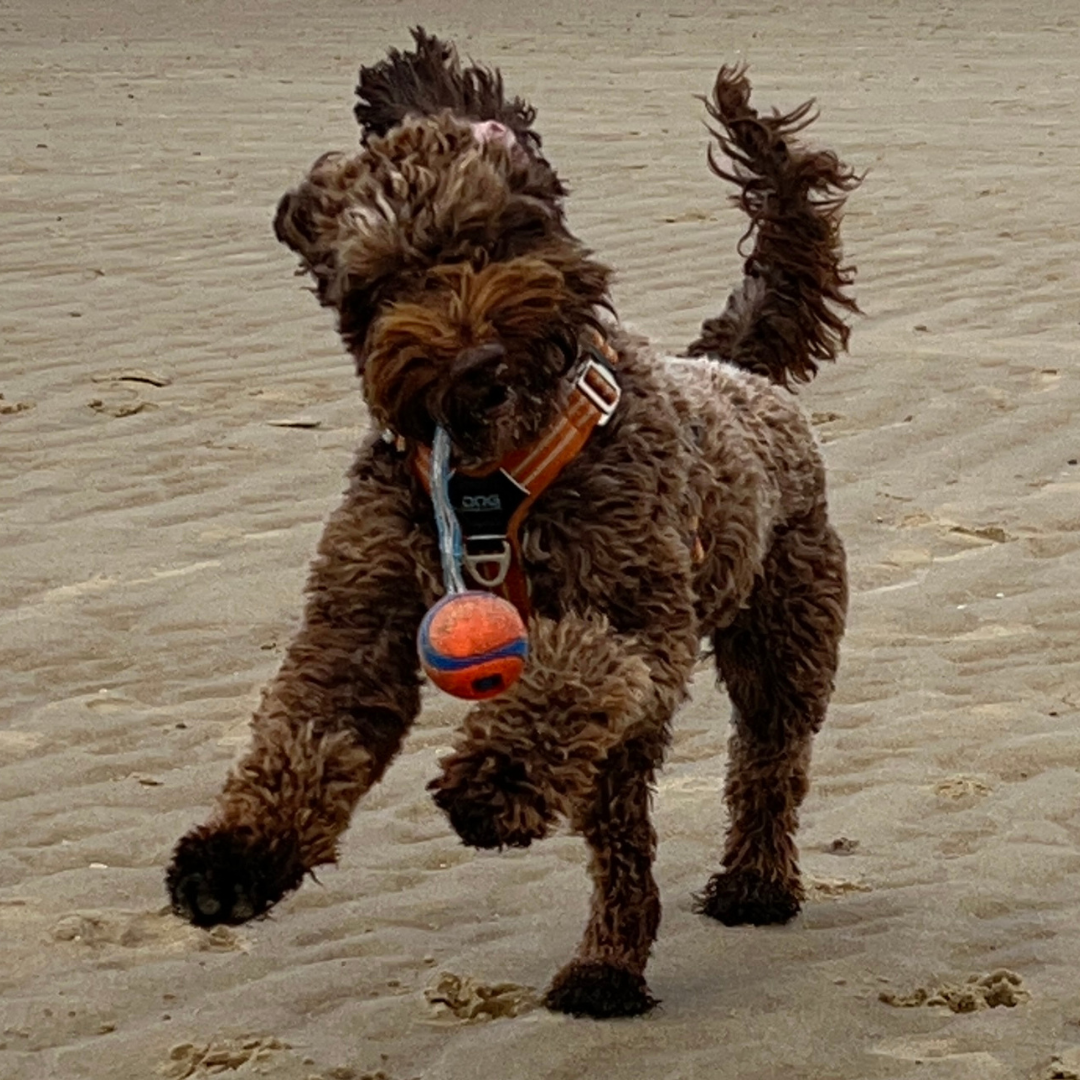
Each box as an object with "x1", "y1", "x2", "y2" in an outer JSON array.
[{"x1": 2, "y1": 1, "x2": 1079, "y2": 1077}]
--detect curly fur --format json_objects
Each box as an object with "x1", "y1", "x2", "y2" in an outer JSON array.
[
  {"x1": 354, "y1": 27, "x2": 549, "y2": 162},
  {"x1": 685, "y1": 65, "x2": 862, "y2": 385},
  {"x1": 167, "y1": 31, "x2": 859, "y2": 1019}
]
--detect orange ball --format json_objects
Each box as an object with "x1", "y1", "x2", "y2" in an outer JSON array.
[{"x1": 418, "y1": 591, "x2": 528, "y2": 700}]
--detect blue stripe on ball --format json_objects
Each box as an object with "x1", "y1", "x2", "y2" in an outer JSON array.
[{"x1": 417, "y1": 624, "x2": 529, "y2": 672}]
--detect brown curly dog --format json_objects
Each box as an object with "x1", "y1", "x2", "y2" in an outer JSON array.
[{"x1": 166, "y1": 28, "x2": 859, "y2": 1018}]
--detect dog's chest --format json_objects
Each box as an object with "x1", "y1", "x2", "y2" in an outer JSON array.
[{"x1": 514, "y1": 384, "x2": 703, "y2": 628}]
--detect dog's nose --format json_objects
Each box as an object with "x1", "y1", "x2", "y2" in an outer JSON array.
[
  {"x1": 450, "y1": 341, "x2": 506, "y2": 379},
  {"x1": 435, "y1": 342, "x2": 511, "y2": 438}
]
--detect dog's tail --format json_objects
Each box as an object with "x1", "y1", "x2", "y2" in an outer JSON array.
[
  {"x1": 685, "y1": 66, "x2": 861, "y2": 387},
  {"x1": 354, "y1": 27, "x2": 546, "y2": 157}
]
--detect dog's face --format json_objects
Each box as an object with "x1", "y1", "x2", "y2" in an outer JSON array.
[{"x1": 275, "y1": 114, "x2": 612, "y2": 465}]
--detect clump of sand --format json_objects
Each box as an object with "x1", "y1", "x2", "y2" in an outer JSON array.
[
  {"x1": 879, "y1": 969, "x2": 1029, "y2": 1013},
  {"x1": 159, "y1": 1036, "x2": 290, "y2": 1078},
  {"x1": 424, "y1": 972, "x2": 539, "y2": 1022}
]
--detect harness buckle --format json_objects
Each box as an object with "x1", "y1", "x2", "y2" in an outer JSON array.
[
  {"x1": 577, "y1": 356, "x2": 621, "y2": 426},
  {"x1": 462, "y1": 535, "x2": 513, "y2": 588}
]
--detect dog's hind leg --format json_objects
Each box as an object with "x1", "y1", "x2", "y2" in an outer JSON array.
[
  {"x1": 697, "y1": 508, "x2": 846, "y2": 925},
  {"x1": 166, "y1": 444, "x2": 430, "y2": 927}
]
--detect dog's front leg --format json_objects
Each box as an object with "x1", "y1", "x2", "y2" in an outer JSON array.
[
  {"x1": 543, "y1": 738, "x2": 661, "y2": 1017},
  {"x1": 429, "y1": 614, "x2": 655, "y2": 850},
  {"x1": 167, "y1": 447, "x2": 431, "y2": 927},
  {"x1": 430, "y1": 611, "x2": 696, "y2": 1017}
]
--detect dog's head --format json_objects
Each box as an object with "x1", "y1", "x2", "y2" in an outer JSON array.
[{"x1": 274, "y1": 33, "x2": 612, "y2": 466}]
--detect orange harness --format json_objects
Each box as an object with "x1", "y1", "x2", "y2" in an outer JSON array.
[{"x1": 408, "y1": 334, "x2": 621, "y2": 618}]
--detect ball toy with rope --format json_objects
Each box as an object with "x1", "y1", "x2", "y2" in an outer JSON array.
[{"x1": 417, "y1": 427, "x2": 528, "y2": 700}]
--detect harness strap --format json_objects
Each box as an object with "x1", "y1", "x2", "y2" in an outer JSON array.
[{"x1": 410, "y1": 332, "x2": 621, "y2": 618}]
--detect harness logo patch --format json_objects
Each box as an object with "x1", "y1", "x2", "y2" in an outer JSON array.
[{"x1": 460, "y1": 494, "x2": 502, "y2": 511}]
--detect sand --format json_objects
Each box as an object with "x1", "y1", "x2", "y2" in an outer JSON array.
[{"x1": 2, "y1": 1, "x2": 1079, "y2": 1077}]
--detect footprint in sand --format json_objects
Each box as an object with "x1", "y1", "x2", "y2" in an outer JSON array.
[
  {"x1": 50, "y1": 908, "x2": 242, "y2": 954},
  {"x1": 878, "y1": 969, "x2": 1029, "y2": 1013},
  {"x1": 948, "y1": 524, "x2": 1014, "y2": 544},
  {"x1": 806, "y1": 875, "x2": 872, "y2": 899},
  {"x1": 88, "y1": 395, "x2": 155, "y2": 418},
  {"x1": 0, "y1": 393, "x2": 35, "y2": 414},
  {"x1": 162, "y1": 1040, "x2": 397, "y2": 1080},
  {"x1": 891, "y1": 506, "x2": 1016, "y2": 546},
  {"x1": 824, "y1": 836, "x2": 860, "y2": 855},
  {"x1": 159, "y1": 1036, "x2": 289, "y2": 1079},
  {"x1": 933, "y1": 776, "x2": 992, "y2": 800},
  {"x1": 1045, "y1": 1049, "x2": 1080, "y2": 1079},
  {"x1": 424, "y1": 971, "x2": 539, "y2": 1023}
]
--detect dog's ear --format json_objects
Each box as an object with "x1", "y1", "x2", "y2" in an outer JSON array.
[
  {"x1": 354, "y1": 27, "x2": 543, "y2": 155},
  {"x1": 274, "y1": 152, "x2": 346, "y2": 303},
  {"x1": 273, "y1": 152, "x2": 391, "y2": 359}
]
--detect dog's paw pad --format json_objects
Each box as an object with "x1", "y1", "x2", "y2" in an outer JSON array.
[
  {"x1": 694, "y1": 869, "x2": 802, "y2": 926},
  {"x1": 543, "y1": 960, "x2": 657, "y2": 1019},
  {"x1": 166, "y1": 828, "x2": 305, "y2": 927}
]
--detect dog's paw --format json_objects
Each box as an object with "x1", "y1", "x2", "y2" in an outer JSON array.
[
  {"x1": 693, "y1": 868, "x2": 802, "y2": 926},
  {"x1": 543, "y1": 960, "x2": 657, "y2": 1019},
  {"x1": 166, "y1": 826, "x2": 306, "y2": 927},
  {"x1": 428, "y1": 751, "x2": 555, "y2": 850}
]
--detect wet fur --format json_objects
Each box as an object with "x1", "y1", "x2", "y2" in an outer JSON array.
[{"x1": 166, "y1": 31, "x2": 858, "y2": 1019}]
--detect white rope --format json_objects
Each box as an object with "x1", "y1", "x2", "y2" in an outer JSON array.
[{"x1": 431, "y1": 426, "x2": 466, "y2": 595}]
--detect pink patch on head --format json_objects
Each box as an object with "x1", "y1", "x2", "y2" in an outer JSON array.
[{"x1": 471, "y1": 120, "x2": 516, "y2": 149}]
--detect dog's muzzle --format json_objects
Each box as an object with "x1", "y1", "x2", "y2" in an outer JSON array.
[{"x1": 431, "y1": 342, "x2": 512, "y2": 443}]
